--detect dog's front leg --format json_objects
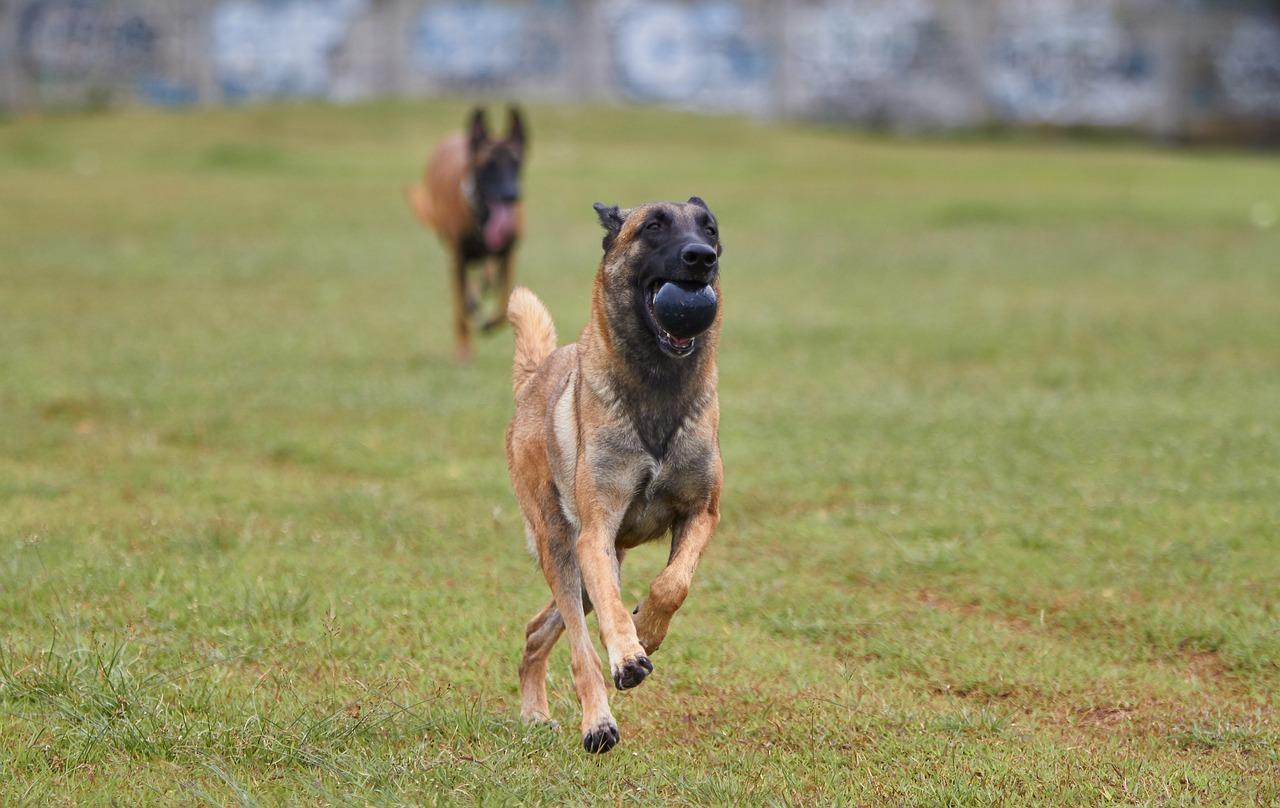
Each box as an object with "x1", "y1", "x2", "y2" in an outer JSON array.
[
  {"x1": 575, "y1": 510, "x2": 652, "y2": 692},
  {"x1": 450, "y1": 253, "x2": 474, "y2": 362},
  {"x1": 633, "y1": 495, "x2": 720, "y2": 655},
  {"x1": 482, "y1": 252, "x2": 515, "y2": 333},
  {"x1": 545, "y1": 554, "x2": 620, "y2": 753}
]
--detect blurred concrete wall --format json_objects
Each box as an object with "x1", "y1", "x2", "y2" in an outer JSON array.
[{"x1": 2, "y1": 0, "x2": 1278, "y2": 140}]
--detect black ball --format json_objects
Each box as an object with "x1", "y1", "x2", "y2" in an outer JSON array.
[{"x1": 652, "y1": 282, "x2": 718, "y2": 339}]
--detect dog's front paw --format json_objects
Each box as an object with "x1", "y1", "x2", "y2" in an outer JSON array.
[
  {"x1": 582, "y1": 720, "x2": 620, "y2": 754},
  {"x1": 612, "y1": 654, "x2": 653, "y2": 690}
]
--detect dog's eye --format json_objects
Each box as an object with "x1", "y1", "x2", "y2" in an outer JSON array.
[
  {"x1": 705, "y1": 225, "x2": 717, "y2": 237},
  {"x1": 646, "y1": 220, "x2": 662, "y2": 232}
]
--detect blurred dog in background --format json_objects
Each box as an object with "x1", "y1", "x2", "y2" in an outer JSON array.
[{"x1": 407, "y1": 106, "x2": 527, "y2": 361}]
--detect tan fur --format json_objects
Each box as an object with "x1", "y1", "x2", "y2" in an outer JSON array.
[
  {"x1": 507, "y1": 286, "x2": 557, "y2": 396},
  {"x1": 411, "y1": 133, "x2": 475, "y2": 249},
  {"x1": 404, "y1": 181, "x2": 434, "y2": 229},
  {"x1": 505, "y1": 200, "x2": 724, "y2": 753}
]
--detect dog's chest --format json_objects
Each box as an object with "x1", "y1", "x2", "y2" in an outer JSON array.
[
  {"x1": 613, "y1": 436, "x2": 716, "y2": 548},
  {"x1": 550, "y1": 370, "x2": 716, "y2": 545}
]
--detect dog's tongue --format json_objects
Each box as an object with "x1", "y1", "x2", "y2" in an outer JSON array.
[{"x1": 484, "y1": 204, "x2": 516, "y2": 252}]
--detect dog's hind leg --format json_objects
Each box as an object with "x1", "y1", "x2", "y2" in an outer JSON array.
[
  {"x1": 632, "y1": 500, "x2": 720, "y2": 655},
  {"x1": 518, "y1": 598, "x2": 563, "y2": 723}
]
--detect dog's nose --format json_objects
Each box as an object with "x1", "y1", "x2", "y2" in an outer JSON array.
[{"x1": 680, "y1": 243, "x2": 717, "y2": 269}]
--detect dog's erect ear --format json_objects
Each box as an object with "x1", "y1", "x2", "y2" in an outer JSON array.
[
  {"x1": 687, "y1": 196, "x2": 710, "y2": 212},
  {"x1": 467, "y1": 107, "x2": 490, "y2": 154},
  {"x1": 594, "y1": 202, "x2": 624, "y2": 232},
  {"x1": 593, "y1": 202, "x2": 627, "y2": 253},
  {"x1": 506, "y1": 105, "x2": 527, "y2": 151}
]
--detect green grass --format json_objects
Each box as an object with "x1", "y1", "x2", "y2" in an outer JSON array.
[{"x1": 2, "y1": 100, "x2": 1278, "y2": 805}]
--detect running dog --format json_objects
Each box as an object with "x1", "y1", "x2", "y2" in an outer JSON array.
[
  {"x1": 407, "y1": 106, "x2": 527, "y2": 361},
  {"x1": 504, "y1": 197, "x2": 724, "y2": 753}
]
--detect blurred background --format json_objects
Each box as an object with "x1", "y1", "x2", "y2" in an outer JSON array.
[{"x1": 2, "y1": 0, "x2": 1280, "y2": 141}]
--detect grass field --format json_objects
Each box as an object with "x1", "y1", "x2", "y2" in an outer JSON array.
[{"x1": 2, "y1": 101, "x2": 1279, "y2": 805}]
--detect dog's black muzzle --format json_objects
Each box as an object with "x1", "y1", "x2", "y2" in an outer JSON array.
[
  {"x1": 680, "y1": 242, "x2": 717, "y2": 272},
  {"x1": 638, "y1": 240, "x2": 720, "y2": 358},
  {"x1": 645, "y1": 241, "x2": 717, "y2": 286}
]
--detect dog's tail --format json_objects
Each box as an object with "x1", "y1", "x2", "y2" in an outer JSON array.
[
  {"x1": 405, "y1": 182, "x2": 434, "y2": 228},
  {"x1": 508, "y1": 287, "x2": 556, "y2": 396}
]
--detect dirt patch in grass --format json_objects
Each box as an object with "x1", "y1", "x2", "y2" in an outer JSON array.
[
  {"x1": 1180, "y1": 648, "x2": 1230, "y2": 685},
  {"x1": 916, "y1": 587, "x2": 1038, "y2": 634}
]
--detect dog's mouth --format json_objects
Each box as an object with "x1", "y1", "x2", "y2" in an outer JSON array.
[
  {"x1": 644, "y1": 283, "x2": 696, "y2": 357},
  {"x1": 483, "y1": 203, "x2": 517, "y2": 252},
  {"x1": 644, "y1": 280, "x2": 718, "y2": 358}
]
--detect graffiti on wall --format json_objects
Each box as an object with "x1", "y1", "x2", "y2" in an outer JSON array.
[
  {"x1": 604, "y1": 0, "x2": 771, "y2": 111},
  {"x1": 986, "y1": 1, "x2": 1159, "y2": 125},
  {"x1": 5, "y1": 0, "x2": 1280, "y2": 133},
  {"x1": 410, "y1": 0, "x2": 566, "y2": 86},
  {"x1": 787, "y1": 0, "x2": 935, "y2": 89},
  {"x1": 1215, "y1": 20, "x2": 1280, "y2": 114},
  {"x1": 782, "y1": 0, "x2": 965, "y2": 122},
  {"x1": 18, "y1": 0, "x2": 158, "y2": 81},
  {"x1": 211, "y1": 0, "x2": 365, "y2": 99}
]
